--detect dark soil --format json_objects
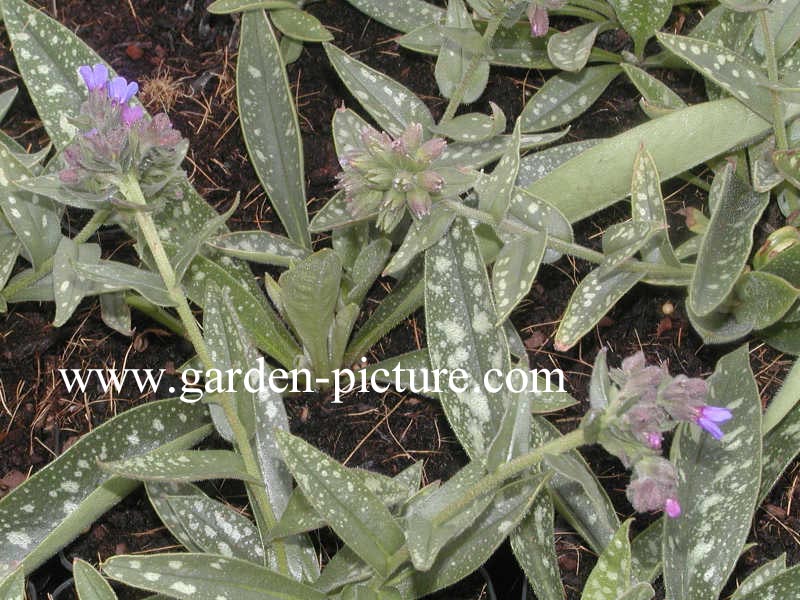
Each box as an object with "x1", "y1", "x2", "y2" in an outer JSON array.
[{"x1": 0, "y1": 1, "x2": 797, "y2": 599}]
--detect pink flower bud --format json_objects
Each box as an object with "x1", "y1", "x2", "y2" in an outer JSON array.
[
  {"x1": 527, "y1": 4, "x2": 549, "y2": 38},
  {"x1": 418, "y1": 137, "x2": 447, "y2": 161}
]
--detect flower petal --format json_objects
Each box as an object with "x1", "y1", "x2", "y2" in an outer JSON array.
[
  {"x1": 700, "y1": 405, "x2": 733, "y2": 423},
  {"x1": 697, "y1": 416, "x2": 724, "y2": 440}
]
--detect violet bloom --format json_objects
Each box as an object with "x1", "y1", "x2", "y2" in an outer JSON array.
[
  {"x1": 664, "y1": 497, "x2": 682, "y2": 518},
  {"x1": 693, "y1": 405, "x2": 733, "y2": 440},
  {"x1": 108, "y1": 76, "x2": 139, "y2": 105},
  {"x1": 78, "y1": 64, "x2": 109, "y2": 91},
  {"x1": 121, "y1": 104, "x2": 144, "y2": 127}
]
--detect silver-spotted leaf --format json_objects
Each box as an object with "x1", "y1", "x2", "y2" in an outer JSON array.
[
  {"x1": 476, "y1": 119, "x2": 521, "y2": 220},
  {"x1": 103, "y1": 554, "x2": 324, "y2": 600},
  {"x1": 555, "y1": 269, "x2": 643, "y2": 351},
  {"x1": 0, "y1": 570, "x2": 24, "y2": 600},
  {"x1": 100, "y1": 450, "x2": 257, "y2": 483},
  {"x1": 753, "y1": 0, "x2": 800, "y2": 58},
  {"x1": 733, "y1": 271, "x2": 799, "y2": 330},
  {"x1": 520, "y1": 66, "x2": 621, "y2": 132},
  {"x1": 437, "y1": 130, "x2": 569, "y2": 169},
  {"x1": 608, "y1": 0, "x2": 671, "y2": 56},
  {"x1": 772, "y1": 149, "x2": 800, "y2": 189},
  {"x1": 239, "y1": 10, "x2": 310, "y2": 247},
  {"x1": 340, "y1": 0, "x2": 444, "y2": 33},
  {"x1": 507, "y1": 187, "x2": 573, "y2": 264},
  {"x1": 275, "y1": 431, "x2": 405, "y2": 576},
  {"x1": 731, "y1": 554, "x2": 787, "y2": 599},
  {"x1": 547, "y1": 23, "x2": 601, "y2": 72},
  {"x1": 383, "y1": 206, "x2": 454, "y2": 277},
  {"x1": 621, "y1": 64, "x2": 686, "y2": 112},
  {"x1": 516, "y1": 140, "x2": 600, "y2": 187},
  {"x1": 52, "y1": 238, "x2": 101, "y2": 327},
  {"x1": 208, "y1": 0, "x2": 298, "y2": 13},
  {"x1": 581, "y1": 520, "x2": 634, "y2": 600},
  {"x1": 207, "y1": 231, "x2": 309, "y2": 267},
  {"x1": 689, "y1": 162, "x2": 769, "y2": 316},
  {"x1": 663, "y1": 346, "x2": 762, "y2": 600},
  {"x1": 430, "y1": 102, "x2": 506, "y2": 143},
  {"x1": 425, "y1": 218, "x2": 510, "y2": 458},
  {"x1": 270, "y1": 8, "x2": 332, "y2": 42},
  {"x1": 0, "y1": 400, "x2": 211, "y2": 582},
  {"x1": 492, "y1": 233, "x2": 547, "y2": 324},
  {"x1": 325, "y1": 43, "x2": 433, "y2": 137}
]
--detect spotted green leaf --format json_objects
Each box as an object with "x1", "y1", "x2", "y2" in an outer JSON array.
[
  {"x1": 0, "y1": 232, "x2": 21, "y2": 293},
  {"x1": 555, "y1": 269, "x2": 644, "y2": 351},
  {"x1": 493, "y1": 233, "x2": 547, "y2": 324},
  {"x1": 270, "y1": 8, "x2": 332, "y2": 42},
  {"x1": 686, "y1": 302, "x2": 754, "y2": 344},
  {"x1": 435, "y1": 0, "x2": 488, "y2": 104},
  {"x1": 208, "y1": 0, "x2": 298, "y2": 13},
  {"x1": 182, "y1": 253, "x2": 300, "y2": 371},
  {"x1": 383, "y1": 206, "x2": 454, "y2": 277},
  {"x1": 0, "y1": 149, "x2": 61, "y2": 270},
  {"x1": 664, "y1": 345, "x2": 762, "y2": 600},
  {"x1": 599, "y1": 221, "x2": 655, "y2": 275},
  {"x1": 630, "y1": 145, "x2": 680, "y2": 266},
  {"x1": 621, "y1": 64, "x2": 686, "y2": 112},
  {"x1": 0, "y1": 571, "x2": 24, "y2": 600},
  {"x1": 405, "y1": 462, "x2": 493, "y2": 571},
  {"x1": 618, "y1": 583, "x2": 655, "y2": 600},
  {"x1": 98, "y1": 293, "x2": 132, "y2": 336},
  {"x1": 520, "y1": 66, "x2": 621, "y2": 133},
  {"x1": 314, "y1": 547, "x2": 373, "y2": 594},
  {"x1": 761, "y1": 383, "x2": 800, "y2": 500},
  {"x1": 430, "y1": 102, "x2": 506, "y2": 143},
  {"x1": 74, "y1": 559, "x2": 116, "y2": 600},
  {"x1": 324, "y1": 43, "x2": 434, "y2": 137},
  {"x1": 164, "y1": 494, "x2": 263, "y2": 562},
  {"x1": 52, "y1": 238, "x2": 101, "y2": 327},
  {"x1": 750, "y1": 136, "x2": 784, "y2": 192},
  {"x1": 731, "y1": 554, "x2": 787, "y2": 599},
  {"x1": 510, "y1": 421, "x2": 564, "y2": 600},
  {"x1": 516, "y1": 140, "x2": 600, "y2": 187},
  {"x1": 344, "y1": 238, "x2": 391, "y2": 306},
  {"x1": 656, "y1": 33, "x2": 777, "y2": 120},
  {"x1": 525, "y1": 97, "x2": 798, "y2": 223},
  {"x1": 103, "y1": 554, "x2": 324, "y2": 600},
  {"x1": 581, "y1": 520, "x2": 634, "y2": 599},
  {"x1": 733, "y1": 271, "x2": 799, "y2": 329},
  {"x1": 402, "y1": 476, "x2": 547, "y2": 596},
  {"x1": 438, "y1": 130, "x2": 569, "y2": 169},
  {"x1": 75, "y1": 261, "x2": 175, "y2": 307},
  {"x1": 753, "y1": 0, "x2": 800, "y2": 58},
  {"x1": 275, "y1": 431, "x2": 405, "y2": 576},
  {"x1": 608, "y1": 0, "x2": 671, "y2": 56},
  {"x1": 0, "y1": 399, "x2": 211, "y2": 582},
  {"x1": 425, "y1": 218, "x2": 511, "y2": 458},
  {"x1": 100, "y1": 450, "x2": 258, "y2": 483},
  {"x1": 309, "y1": 191, "x2": 375, "y2": 233},
  {"x1": 207, "y1": 231, "x2": 309, "y2": 267},
  {"x1": 239, "y1": 10, "x2": 310, "y2": 248},
  {"x1": 630, "y1": 521, "x2": 662, "y2": 584},
  {"x1": 340, "y1": 0, "x2": 444, "y2": 33},
  {"x1": 146, "y1": 482, "x2": 216, "y2": 554},
  {"x1": 689, "y1": 163, "x2": 769, "y2": 316},
  {"x1": 772, "y1": 149, "x2": 800, "y2": 188},
  {"x1": 547, "y1": 23, "x2": 602, "y2": 72},
  {"x1": 279, "y1": 249, "x2": 341, "y2": 376},
  {"x1": 507, "y1": 188, "x2": 573, "y2": 264},
  {"x1": 476, "y1": 119, "x2": 521, "y2": 220}
]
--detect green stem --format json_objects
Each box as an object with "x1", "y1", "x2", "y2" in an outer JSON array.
[
  {"x1": 1, "y1": 207, "x2": 112, "y2": 304},
  {"x1": 123, "y1": 292, "x2": 187, "y2": 337},
  {"x1": 552, "y1": 5, "x2": 609, "y2": 21},
  {"x1": 117, "y1": 172, "x2": 289, "y2": 575},
  {"x1": 759, "y1": 11, "x2": 789, "y2": 151},
  {"x1": 441, "y1": 199, "x2": 694, "y2": 278},
  {"x1": 432, "y1": 429, "x2": 587, "y2": 527},
  {"x1": 440, "y1": 17, "x2": 503, "y2": 125}
]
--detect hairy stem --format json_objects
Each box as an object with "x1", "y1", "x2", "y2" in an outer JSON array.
[
  {"x1": 118, "y1": 172, "x2": 289, "y2": 575},
  {"x1": 440, "y1": 17, "x2": 503, "y2": 125},
  {"x1": 759, "y1": 11, "x2": 789, "y2": 151},
  {"x1": 442, "y1": 199, "x2": 693, "y2": 278},
  {"x1": 1, "y1": 207, "x2": 112, "y2": 304}
]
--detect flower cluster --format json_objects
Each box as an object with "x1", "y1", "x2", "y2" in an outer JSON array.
[
  {"x1": 586, "y1": 350, "x2": 733, "y2": 518},
  {"x1": 58, "y1": 64, "x2": 187, "y2": 206},
  {"x1": 336, "y1": 122, "x2": 448, "y2": 232}
]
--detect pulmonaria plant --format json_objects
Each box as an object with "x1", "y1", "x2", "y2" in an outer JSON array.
[
  {"x1": 586, "y1": 350, "x2": 733, "y2": 518},
  {"x1": 56, "y1": 63, "x2": 187, "y2": 208},
  {"x1": 526, "y1": 0, "x2": 567, "y2": 37},
  {"x1": 337, "y1": 122, "x2": 448, "y2": 232}
]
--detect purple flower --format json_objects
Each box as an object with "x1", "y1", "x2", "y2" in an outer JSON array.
[
  {"x1": 78, "y1": 64, "x2": 109, "y2": 91},
  {"x1": 527, "y1": 4, "x2": 549, "y2": 37},
  {"x1": 108, "y1": 76, "x2": 139, "y2": 104},
  {"x1": 645, "y1": 431, "x2": 663, "y2": 450},
  {"x1": 121, "y1": 104, "x2": 144, "y2": 127},
  {"x1": 694, "y1": 405, "x2": 733, "y2": 440},
  {"x1": 664, "y1": 497, "x2": 682, "y2": 518}
]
